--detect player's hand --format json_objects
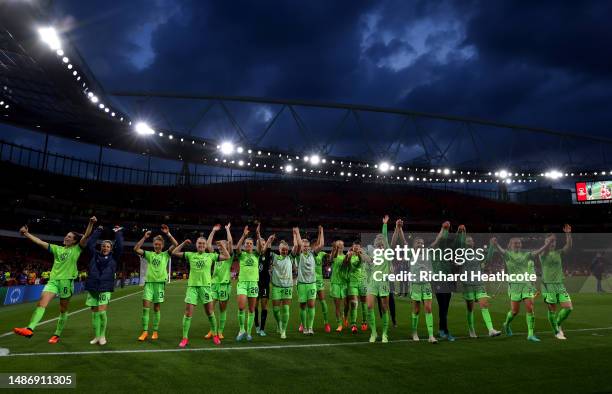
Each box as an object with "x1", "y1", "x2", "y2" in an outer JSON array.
[
  {"x1": 563, "y1": 224, "x2": 572, "y2": 233},
  {"x1": 458, "y1": 224, "x2": 466, "y2": 233},
  {"x1": 113, "y1": 225, "x2": 123, "y2": 233},
  {"x1": 396, "y1": 219, "x2": 403, "y2": 228},
  {"x1": 19, "y1": 225, "x2": 28, "y2": 235},
  {"x1": 144, "y1": 230, "x2": 152, "y2": 239},
  {"x1": 293, "y1": 227, "x2": 299, "y2": 233},
  {"x1": 490, "y1": 237, "x2": 498, "y2": 245},
  {"x1": 213, "y1": 224, "x2": 221, "y2": 231},
  {"x1": 184, "y1": 239, "x2": 192, "y2": 245},
  {"x1": 318, "y1": 225, "x2": 323, "y2": 232},
  {"x1": 97, "y1": 225, "x2": 104, "y2": 231},
  {"x1": 267, "y1": 234, "x2": 276, "y2": 243},
  {"x1": 383, "y1": 215, "x2": 389, "y2": 224},
  {"x1": 90, "y1": 216, "x2": 97, "y2": 224},
  {"x1": 161, "y1": 224, "x2": 170, "y2": 234},
  {"x1": 225, "y1": 222, "x2": 231, "y2": 231},
  {"x1": 243, "y1": 226, "x2": 249, "y2": 236},
  {"x1": 442, "y1": 221, "x2": 451, "y2": 230}
]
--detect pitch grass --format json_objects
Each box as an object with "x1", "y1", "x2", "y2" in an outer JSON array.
[{"x1": 1, "y1": 279, "x2": 611, "y2": 393}]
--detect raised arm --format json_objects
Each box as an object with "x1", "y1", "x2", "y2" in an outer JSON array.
[
  {"x1": 490, "y1": 237, "x2": 506, "y2": 255},
  {"x1": 161, "y1": 224, "x2": 179, "y2": 253},
  {"x1": 216, "y1": 240, "x2": 230, "y2": 261},
  {"x1": 235, "y1": 226, "x2": 249, "y2": 254},
  {"x1": 561, "y1": 224, "x2": 572, "y2": 254},
  {"x1": 87, "y1": 226, "x2": 103, "y2": 254},
  {"x1": 430, "y1": 221, "x2": 450, "y2": 248},
  {"x1": 79, "y1": 216, "x2": 97, "y2": 248},
  {"x1": 292, "y1": 227, "x2": 302, "y2": 255},
  {"x1": 19, "y1": 225, "x2": 49, "y2": 250},
  {"x1": 391, "y1": 219, "x2": 408, "y2": 247},
  {"x1": 531, "y1": 236, "x2": 553, "y2": 257},
  {"x1": 172, "y1": 239, "x2": 192, "y2": 258},
  {"x1": 261, "y1": 234, "x2": 275, "y2": 254},
  {"x1": 312, "y1": 225, "x2": 324, "y2": 253},
  {"x1": 331, "y1": 241, "x2": 339, "y2": 259},
  {"x1": 207, "y1": 224, "x2": 221, "y2": 252},
  {"x1": 112, "y1": 226, "x2": 124, "y2": 259},
  {"x1": 225, "y1": 223, "x2": 234, "y2": 253},
  {"x1": 134, "y1": 230, "x2": 152, "y2": 256},
  {"x1": 382, "y1": 215, "x2": 390, "y2": 249}
]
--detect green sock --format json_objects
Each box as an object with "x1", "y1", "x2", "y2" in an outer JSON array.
[
  {"x1": 368, "y1": 309, "x2": 377, "y2": 336},
  {"x1": 361, "y1": 302, "x2": 368, "y2": 324},
  {"x1": 481, "y1": 308, "x2": 494, "y2": 331},
  {"x1": 281, "y1": 305, "x2": 290, "y2": 333},
  {"x1": 142, "y1": 307, "x2": 150, "y2": 331},
  {"x1": 238, "y1": 310, "x2": 246, "y2": 332},
  {"x1": 350, "y1": 301, "x2": 358, "y2": 325},
  {"x1": 425, "y1": 313, "x2": 434, "y2": 337},
  {"x1": 207, "y1": 313, "x2": 217, "y2": 335},
  {"x1": 504, "y1": 311, "x2": 515, "y2": 326},
  {"x1": 382, "y1": 311, "x2": 389, "y2": 336},
  {"x1": 336, "y1": 310, "x2": 343, "y2": 327},
  {"x1": 54, "y1": 312, "x2": 68, "y2": 336},
  {"x1": 547, "y1": 310, "x2": 559, "y2": 333},
  {"x1": 247, "y1": 311, "x2": 255, "y2": 334},
  {"x1": 307, "y1": 306, "x2": 315, "y2": 330},
  {"x1": 219, "y1": 310, "x2": 227, "y2": 334},
  {"x1": 182, "y1": 315, "x2": 191, "y2": 338},
  {"x1": 91, "y1": 311, "x2": 100, "y2": 337},
  {"x1": 556, "y1": 308, "x2": 572, "y2": 326},
  {"x1": 467, "y1": 310, "x2": 475, "y2": 331},
  {"x1": 99, "y1": 310, "x2": 107, "y2": 337},
  {"x1": 273, "y1": 305, "x2": 281, "y2": 330},
  {"x1": 300, "y1": 308, "x2": 307, "y2": 327},
  {"x1": 152, "y1": 310, "x2": 161, "y2": 331},
  {"x1": 319, "y1": 299, "x2": 329, "y2": 324},
  {"x1": 526, "y1": 312, "x2": 535, "y2": 336},
  {"x1": 28, "y1": 307, "x2": 46, "y2": 330},
  {"x1": 411, "y1": 313, "x2": 419, "y2": 333}
]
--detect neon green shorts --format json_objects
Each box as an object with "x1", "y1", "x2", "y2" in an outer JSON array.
[
  {"x1": 462, "y1": 284, "x2": 489, "y2": 301},
  {"x1": 297, "y1": 282, "x2": 317, "y2": 303},
  {"x1": 143, "y1": 282, "x2": 166, "y2": 303},
  {"x1": 271, "y1": 285, "x2": 293, "y2": 301},
  {"x1": 316, "y1": 278, "x2": 324, "y2": 291},
  {"x1": 330, "y1": 282, "x2": 348, "y2": 299},
  {"x1": 542, "y1": 283, "x2": 571, "y2": 304},
  {"x1": 367, "y1": 281, "x2": 390, "y2": 297},
  {"x1": 185, "y1": 286, "x2": 213, "y2": 305},
  {"x1": 348, "y1": 282, "x2": 367, "y2": 297},
  {"x1": 85, "y1": 291, "x2": 111, "y2": 307},
  {"x1": 508, "y1": 283, "x2": 536, "y2": 302},
  {"x1": 410, "y1": 283, "x2": 433, "y2": 301},
  {"x1": 43, "y1": 279, "x2": 74, "y2": 299},
  {"x1": 211, "y1": 282, "x2": 231, "y2": 301},
  {"x1": 237, "y1": 281, "x2": 259, "y2": 297}
]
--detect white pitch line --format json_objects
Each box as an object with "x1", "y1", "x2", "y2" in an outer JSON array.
[
  {"x1": 4, "y1": 326, "x2": 612, "y2": 357},
  {"x1": 0, "y1": 289, "x2": 143, "y2": 339}
]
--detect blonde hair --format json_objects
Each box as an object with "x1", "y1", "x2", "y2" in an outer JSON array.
[{"x1": 153, "y1": 235, "x2": 164, "y2": 243}]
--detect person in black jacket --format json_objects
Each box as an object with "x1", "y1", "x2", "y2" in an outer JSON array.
[{"x1": 85, "y1": 225, "x2": 123, "y2": 346}]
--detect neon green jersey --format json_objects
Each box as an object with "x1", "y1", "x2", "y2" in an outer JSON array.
[
  {"x1": 143, "y1": 250, "x2": 170, "y2": 283},
  {"x1": 49, "y1": 244, "x2": 82, "y2": 280},
  {"x1": 331, "y1": 253, "x2": 349, "y2": 284},
  {"x1": 541, "y1": 250, "x2": 564, "y2": 283},
  {"x1": 238, "y1": 251, "x2": 259, "y2": 282},
  {"x1": 212, "y1": 254, "x2": 233, "y2": 284},
  {"x1": 184, "y1": 251, "x2": 217, "y2": 286},
  {"x1": 348, "y1": 254, "x2": 363, "y2": 286},
  {"x1": 503, "y1": 250, "x2": 531, "y2": 284}
]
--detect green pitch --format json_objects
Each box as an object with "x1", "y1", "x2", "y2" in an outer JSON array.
[{"x1": 1, "y1": 279, "x2": 611, "y2": 393}]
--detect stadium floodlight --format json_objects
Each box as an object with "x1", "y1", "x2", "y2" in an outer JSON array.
[
  {"x1": 443, "y1": 168, "x2": 450, "y2": 175},
  {"x1": 379, "y1": 162, "x2": 390, "y2": 172},
  {"x1": 90, "y1": 95, "x2": 99, "y2": 103},
  {"x1": 220, "y1": 142, "x2": 235, "y2": 155},
  {"x1": 38, "y1": 27, "x2": 61, "y2": 50},
  {"x1": 544, "y1": 169, "x2": 563, "y2": 180},
  {"x1": 498, "y1": 169, "x2": 509, "y2": 179},
  {"x1": 134, "y1": 121, "x2": 155, "y2": 135},
  {"x1": 284, "y1": 164, "x2": 293, "y2": 172},
  {"x1": 62, "y1": 56, "x2": 69, "y2": 63},
  {"x1": 237, "y1": 146, "x2": 244, "y2": 153},
  {"x1": 309, "y1": 155, "x2": 321, "y2": 165},
  {"x1": 238, "y1": 160, "x2": 244, "y2": 166}
]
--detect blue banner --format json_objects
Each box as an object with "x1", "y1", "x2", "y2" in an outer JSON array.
[
  {"x1": 4, "y1": 286, "x2": 25, "y2": 305},
  {"x1": 23, "y1": 285, "x2": 44, "y2": 302}
]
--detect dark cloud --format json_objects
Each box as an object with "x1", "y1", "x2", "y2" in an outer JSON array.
[{"x1": 45, "y1": 0, "x2": 612, "y2": 167}]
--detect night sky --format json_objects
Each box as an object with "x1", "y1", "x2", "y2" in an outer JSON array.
[{"x1": 3, "y1": 1, "x2": 612, "y2": 172}]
